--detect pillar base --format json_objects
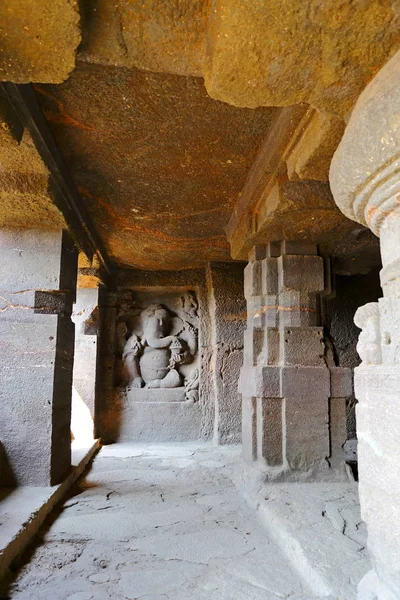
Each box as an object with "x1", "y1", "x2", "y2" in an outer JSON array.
[{"x1": 355, "y1": 365, "x2": 400, "y2": 598}]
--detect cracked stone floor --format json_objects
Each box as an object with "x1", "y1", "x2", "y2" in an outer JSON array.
[{"x1": 1, "y1": 444, "x2": 318, "y2": 600}]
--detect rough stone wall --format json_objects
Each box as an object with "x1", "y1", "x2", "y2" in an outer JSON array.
[
  {"x1": 323, "y1": 267, "x2": 382, "y2": 439},
  {"x1": 206, "y1": 262, "x2": 246, "y2": 444},
  {"x1": 0, "y1": 228, "x2": 77, "y2": 486}
]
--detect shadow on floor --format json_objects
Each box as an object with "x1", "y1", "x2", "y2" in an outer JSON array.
[{"x1": 0, "y1": 460, "x2": 99, "y2": 600}]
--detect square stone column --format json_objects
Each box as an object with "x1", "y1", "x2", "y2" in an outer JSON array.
[
  {"x1": 206, "y1": 262, "x2": 246, "y2": 445},
  {"x1": 0, "y1": 229, "x2": 77, "y2": 486},
  {"x1": 240, "y1": 241, "x2": 351, "y2": 480}
]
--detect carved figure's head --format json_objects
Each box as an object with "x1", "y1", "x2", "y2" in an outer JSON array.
[
  {"x1": 141, "y1": 304, "x2": 171, "y2": 335},
  {"x1": 182, "y1": 291, "x2": 198, "y2": 317},
  {"x1": 354, "y1": 302, "x2": 382, "y2": 364},
  {"x1": 354, "y1": 303, "x2": 380, "y2": 341}
]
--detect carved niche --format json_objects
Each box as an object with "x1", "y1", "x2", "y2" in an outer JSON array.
[{"x1": 117, "y1": 291, "x2": 200, "y2": 403}]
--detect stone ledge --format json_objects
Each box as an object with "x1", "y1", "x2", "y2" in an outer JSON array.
[
  {"x1": 232, "y1": 463, "x2": 371, "y2": 599},
  {"x1": 126, "y1": 387, "x2": 186, "y2": 403},
  {"x1": 0, "y1": 439, "x2": 100, "y2": 579}
]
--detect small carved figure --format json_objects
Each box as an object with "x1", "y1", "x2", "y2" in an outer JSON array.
[
  {"x1": 184, "y1": 368, "x2": 199, "y2": 404},
  {"x1": 354, "y1": 302, "x2": 382, "y2": 364},
  {"x1": 117, "y1": 321, "x2": 129, "y2": 353},
  {"x1": 182, "y1": 291, "x2": 198, "y2": 320}
]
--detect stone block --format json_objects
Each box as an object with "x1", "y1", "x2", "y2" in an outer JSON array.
[
  {"x1": 261, "y1": 258, "x2": 278, "y2": 295},
  {"x1": 247, "y1": 296, "x2": 264, "y2": 328},
  {"x1": 266, "y1": 242, "x2": 281, "y2": 257},
  {"x1": 280, "y1": 366, "x2": 330, "y2": 398},
  {"x1": 242, "y1": 396, "x2": 257, "y2": 463},
  {"x1": 214, "y1": 345, "x2": 243, "y2": 444},
  {"x1": 261, "y1": 366, "x2": 281, "y2": 396},
  {"x1": 244, "y1": 261, "x2": 262, "y2": 297},
  {"x1": 117, "y1": 400, "x2": 202, "y2": 443},
  {"x1": 243, "y1": 328, "x2": 279, "y2": 366},
  {"x1": 281, "y1": 327, "x2": 325, "y2": 366},
  {"x1": 129, "y1": 388, "x2": 186, "y2": 403},
  {"x1": 284, "y1": 395, "x2": 330, "y2": 471},
  {"x1": 239, "y1": 365, "x2": 280, "y2": 397},
  {"x1": 330, "y1": 367, "x2": 353, "y2": 398},
  {"x1": 248, "y1": 244, "x2": 267, "y2": 261},
  {"x1": 208, "y1": 262, "x2": 246, "y2": 347},
  {"x1": 256, "y1": 397, "x2": 283, "y2": 466},
  {"x1": 329, "y1": 397, "x2": 347, "y2": 469},
  {"x1": 278, "y1": 291, "x2": 319, "y2": 327},
  {"x1": 278, "y1": 255, "x2": 324, "y2": 293},
  {"x1": 262, "y1": 328, "x2": 280, "y2": 364},
  {"x1": 280, "y1": 241, "x2": 318, "y2": 256},
  {"x1": 243, "y1": 328, "x2": 263, "y2": 366}
]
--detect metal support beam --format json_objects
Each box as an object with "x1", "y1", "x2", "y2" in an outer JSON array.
[{"x1": 0, "y1": 82, "x2": 113, "y2": 283}]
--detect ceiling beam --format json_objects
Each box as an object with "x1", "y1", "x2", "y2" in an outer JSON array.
[{"x1": 0, "y1": 82, "x2": 113, "y2": 284}]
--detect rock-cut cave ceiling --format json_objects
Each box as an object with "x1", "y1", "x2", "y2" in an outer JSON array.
[{"x1": 36, "y1": 63, "x2": 277, "y2": 270}]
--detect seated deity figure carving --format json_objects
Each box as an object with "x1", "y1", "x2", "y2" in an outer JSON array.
[
  {"x1": 354, "y1": 302, "x2": 382, "y2": 364},
  {"x1": 123, "y1": 303, "x2": 197, "y2": 389}
]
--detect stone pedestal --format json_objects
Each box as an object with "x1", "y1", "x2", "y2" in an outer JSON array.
[
  {"x1": 0, "y1": 229, "x2": 77, "y2": 486},
  {"x1": 330, "y1": 50, "x2": 400, "y2": 599},
  {"x1": 118, "y1": 388, "x2": 202, "y2": 442},
  {"x1": 240, "y1": 241, "x2": 351, "y2": 479}
]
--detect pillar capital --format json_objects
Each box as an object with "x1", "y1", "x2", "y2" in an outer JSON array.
[{"x1": 330, "y1": 50, "x2": 400, "y2": 273}]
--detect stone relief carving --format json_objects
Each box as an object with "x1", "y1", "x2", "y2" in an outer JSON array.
[
  {"x1": 377, "y1": 298, "x2": 400, "y2": 365},
  {"x1": 354, "y1": 302, "x2": 382, "y2": 365},
  {"x1": 184, "y1": 369, "x2": 199, "y2": 404},
  {"x1": 120, "y1": 299, "x2": 199, "y2": 399},
  {"x1": 182, "y1": 291, "x2": 198, "y2": 320}
]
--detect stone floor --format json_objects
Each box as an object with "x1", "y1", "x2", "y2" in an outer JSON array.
[
  {"x1": 0, "y1": 443, "x2": 370, "y2": 600},
  {"x1": 1, "y1": 443, "x2": 314, "y2": 600}
]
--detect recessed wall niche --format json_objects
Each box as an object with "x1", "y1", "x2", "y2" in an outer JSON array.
[{"x1": 115, "y1": 288, "x2": 202, "y2": 442}]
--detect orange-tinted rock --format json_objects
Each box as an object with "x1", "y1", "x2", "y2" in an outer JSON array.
[
  {"x1": 204, "y1": 0, "x2": 400, "y2": 117},
  {"x1": 36, "y1": 64, "x2": 277, "y2": 270},
  {"x1": 0, "y1": 0, "x2": 80, "y2": 83},
  {"x1": 80, "y1": 0, "x2": 209, "y2": 76}
]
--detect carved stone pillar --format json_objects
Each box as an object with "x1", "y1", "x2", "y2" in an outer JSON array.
[
  {"x1": 330, "y1": 50, "x2": 400, "y2": 600},
  {"x1": 0, "y1": 229, "x2": 77, "y2": 486},
  {"x1": 240, "y1": 241, "x2": 351, "y2": 479}
]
